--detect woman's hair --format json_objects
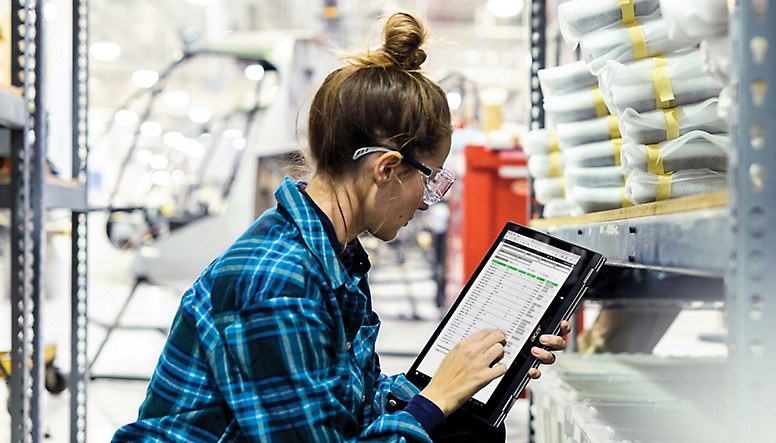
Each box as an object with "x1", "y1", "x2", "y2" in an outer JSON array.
[{"x1": 307, "y1": 12, "x2": 452, "y2": 176}]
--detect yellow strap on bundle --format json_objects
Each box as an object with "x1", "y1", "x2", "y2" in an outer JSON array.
[
  {"x1": 650, "y1": 66, "x2": 675, "y2": 109},
  {"x1": 622, "y1": 187, "x2": 634, "y2": 207},
  {"x1": 646, "y1": 144, "x2": 665, "y2": 174},
  {"x1": 591, "y1": 88, "x2": 609, "y2": 117},
  {"x1": 626, "y1": 22, "x2": 649, "y2": 60},
  {"x1": 549, "y1": 133, "x2": 560, "y2": 153},
  {"x1": 663, "y1": 109, "x2": 680, "y2": 140},
  {"x1": 656, "y1": 173, "x2": 672, "y2": 201},
  {"x1": 549, "y1": 152, "x2": 562, "y2": 177},
  {"x1": 613, "y1": 139, "x2": 623, "y2": 166},
  {"x1": 608, "y1": 115, "x2": 621, "y2": 139},
  {"x1": 559, "y1": 177, "x2": 566, "y2": 199},
  {"x1": 617, "y1": 0, "x2": 636, "y2": 25},
  {"x1": 653, "y1": 55, "x2": 667, "y2": 68}
]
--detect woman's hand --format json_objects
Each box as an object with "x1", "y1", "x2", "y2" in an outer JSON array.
[
  {"x1": 419, "y1": 328, "x2": 508, "y2": 416},
  {"x1": 526, "y1": 320, "x2": 571, "y2": 380}
]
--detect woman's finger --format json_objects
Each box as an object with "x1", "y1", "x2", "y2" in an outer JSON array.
[
  {"x1": 539, "y1": 334, "x2": 567, "y2": 351},
  {"x1": 531, "y1": 346, "x2": 558, "y2": 364},
  {"x1": 483, "y1": 341, "x2": 506, "y2": 367}
]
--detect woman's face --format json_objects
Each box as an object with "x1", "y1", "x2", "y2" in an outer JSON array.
[{"x1": 369, "y1": 139, "x2": 451, "y2": 242}]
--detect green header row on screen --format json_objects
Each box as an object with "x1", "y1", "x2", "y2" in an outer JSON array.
[{"x1": 491, "y1": 259, "x2": 559, "y2": 287}]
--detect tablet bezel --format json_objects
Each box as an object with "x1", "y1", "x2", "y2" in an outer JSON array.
[{"x1": 405, "y1": 221, "x2": 604, "y2": 426}]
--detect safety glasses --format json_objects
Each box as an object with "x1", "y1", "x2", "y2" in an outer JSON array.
[{"x1": 352, "y1": 146, "x2": 456, "y2": 205}]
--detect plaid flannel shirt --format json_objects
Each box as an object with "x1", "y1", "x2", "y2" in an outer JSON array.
[{"x1": 112, "y1": 177, "x2": 431, "y2": 442}]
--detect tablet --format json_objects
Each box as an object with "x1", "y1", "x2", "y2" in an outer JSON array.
[{"x1": 406, "y1": 221, "x2": 605, "y2": 427}]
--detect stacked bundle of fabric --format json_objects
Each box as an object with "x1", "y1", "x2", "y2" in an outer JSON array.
[
  {"x1": 554, "y1": 0, "x2": 730, "y2": 208},
  {"x1": 525, "y1": 58, "x2": 621, "y2": 217},
  {"x1": 532, "y1": 20, "x2": 630, "y2": 214},
  {"x1": 523, "y1": 128, "x2": 576, "y2": 218},
  {"x1": 659, "y1": 0, "x2": 731, "y2": 115}
]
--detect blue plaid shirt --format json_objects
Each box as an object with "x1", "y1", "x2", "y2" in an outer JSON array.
[{"x1": 112, "y1": 177, "x2": 431, "y2": 442}]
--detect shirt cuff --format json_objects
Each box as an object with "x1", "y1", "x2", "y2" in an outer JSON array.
[{"x1": 404, "y1": 394, "x2": 445, "y2": 432}]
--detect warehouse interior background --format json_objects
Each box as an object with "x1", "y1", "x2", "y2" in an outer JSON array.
[{"x1": 3, "y1": 0, "x2": 771, "y2": 441}]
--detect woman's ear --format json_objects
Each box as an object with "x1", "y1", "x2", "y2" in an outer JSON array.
[{"x1": 372, "y1": 151, "x2": 404, "y2": 184}]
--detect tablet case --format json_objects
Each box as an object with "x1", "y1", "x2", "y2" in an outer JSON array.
[{"x1": 405, "y1": 221, "x2": 606, "y2": 427}]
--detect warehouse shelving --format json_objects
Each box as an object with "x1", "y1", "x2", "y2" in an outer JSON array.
[
  {"x1": 4, "y1": 0, "x2": 90, "y2": 442},
  {"x1": 0, "y1": 88, "x2": 25, "y2": 128},
  {"x1": 527, "y1": 0, "x2": 775, "y2": 440},
  {"x1": 530, "y1": 191, "x2": 728, "y2": 276}
]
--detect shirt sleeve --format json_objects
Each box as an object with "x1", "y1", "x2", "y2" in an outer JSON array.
[
  {"x1": 209, "y1": 294, "x2": 432, "y2": 442},
  {"x1": 404, "y1": 395, "x2": 445, "y2": 432}
]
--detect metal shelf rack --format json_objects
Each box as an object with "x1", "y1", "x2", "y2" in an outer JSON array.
[
  {"x1": 527, "y1": 0, "x2": 775, "y2": 439},
  {"x1": 5, "y1": 0, "x2": 90, "y2": 442}
]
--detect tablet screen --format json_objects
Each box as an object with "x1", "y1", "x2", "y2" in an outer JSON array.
[{"x1": 416, "y1": 228, "x2": 581, "y2": 404}]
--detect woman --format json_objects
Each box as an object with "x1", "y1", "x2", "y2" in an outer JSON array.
[{"x1": 113, "y1": 12, "x2": 568, "y2": 442}]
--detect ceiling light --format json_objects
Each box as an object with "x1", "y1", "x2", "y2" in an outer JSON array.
[
  {"x1": 90, "y1": 42, "x2": 121, "y2": 61},
  {"x1": 244, "y1": 64, "x2": 266, "y2": 82},
  {"x1": 487, "y1": 0, "x2": 524, "y2": 18},
  {"x1": 150, "y1": 155, "x2": 169, "y2": 170},
  {"x1": 163, "y1": 131, "x2": 185, "y2": 148},
  {"x1": 140, "y1": 121, "x2": 162, "y2": 138},
  {"x1": 152, "y1": 171, "x2": 172, "y2": 187},
  {"x1": 163, "y1": 90, "x2": 190, "y2": 108},
  {"x1": 132, "y1": 70, "x2": 159, "y2": 89},
  {"x1": 183, "y1": 139, "x2": 205, "y2": 158},
  {"x1": 114, "y1": 109, "x2": 139, "y2": 126},
  {"x1": 233, "y1": 137, "x2": 247, "y2": 150},
  {"x1": 223, "y1": 128, "x2": 243, "y2": 138},
  {"x1": 189, "y1": 107, "x2": 212, "y2": 124}
]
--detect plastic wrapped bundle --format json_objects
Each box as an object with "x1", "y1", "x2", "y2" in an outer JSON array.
[
  {"x1": 565, "y1": 165, "x2": 626, "y2": 189},
  {"x1": 620, "y1": 131, "x2": 729, "y2": 175},
  {"x1": 619, "y1": 98, "x2": 727, "y2": 145},
  {"x1": 557, "y1": 115, "x2": 621, "y2": 149},
  {"x1": 534, "y1": 177, "x2": 566, "y2": 205},
  {"x1": 538, "y1": 61, "x2": 599, "y2": 96},
  {"x1": 564, "y1": 139, "x2": 623, "y2": 168},
  {"x1": 625, "y1": 168, "x2": 727, "y2": 204},
  {"x1": 700, "y1": 35, "x2": 731, "y2": 86},
  {"x1": 558, "y1": 0, "x2": 661, "y2": 49},
  {"x1": 717, "y1": 86, "x2": 733, "y2": 121},
  {"x1": 660, "y1": 0, "x2": 728, "y2": 42},
  {"x1": 580, "y1": 17, "x2": 700, "y2": 75},
  {"x1": 528, "y1": 153, "x2": 566, "y2": 178},
  {"x1": 542, "y1": 198, "x2": 577, "y2": 218},
  {"x1": 601, "y1": 50, "x2": 690, "y2": 75},
  {"x1": 598, "y1": 51, "x2": 723, "y2": 115},
  {"x1": 571, "y1": 186, "x2": 633, "y2": 213},
  {"x1": 545, "y1": 88, "x2": 610, "y2": 123},
  {"x1": 522, "y1": 129, "x2": 560, "y2": 156}
]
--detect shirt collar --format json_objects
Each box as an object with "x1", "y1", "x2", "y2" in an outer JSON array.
[
  {"x1": 274, "y1": 177, "x2": 370, "y2": 290},
  {"x1": 298, "y1": 183, "x2": 371, "y2": 276}
]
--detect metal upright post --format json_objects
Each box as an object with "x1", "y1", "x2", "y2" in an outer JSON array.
[
  {"x1": 9, "y1": 0, "x2": 43, "y2": 441},
  {"x1": 29, "y1": 0, "x2": 46, "y2": 438},
  {"x1": 727, "y1": 0, "x2": 776, "y2": 439},
  {"x1": 527, "y1": 3, "x2": 547, "y2": 439},
  {"x1": 527, "y1": 0, "x2": 546, "y2": 221},
  {"x1": 71, "y1": 0, "x2": 90, "y2": 441}
]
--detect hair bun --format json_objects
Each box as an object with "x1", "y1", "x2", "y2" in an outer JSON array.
[{"x1": 380, "y1": 12, "x2": 428, "y2": 70}]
